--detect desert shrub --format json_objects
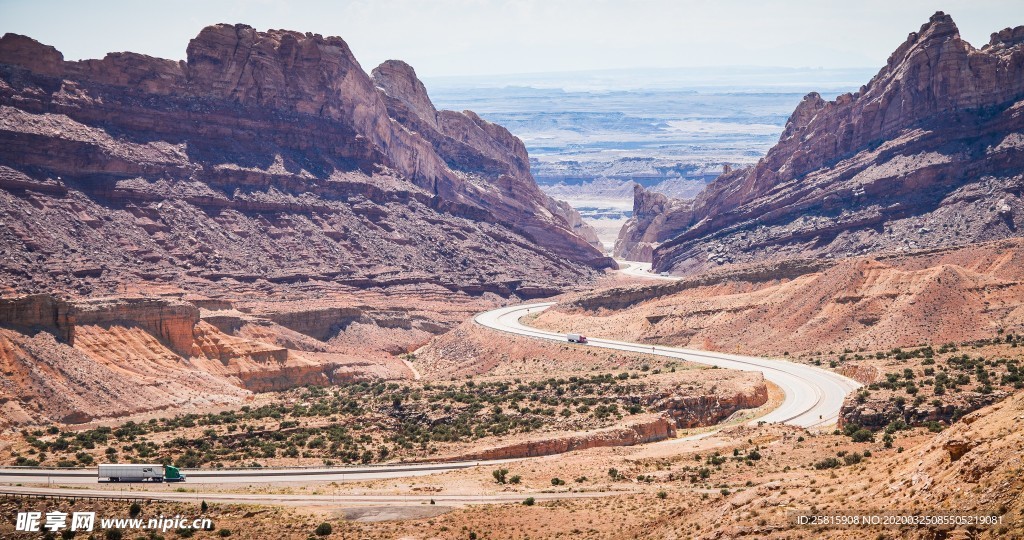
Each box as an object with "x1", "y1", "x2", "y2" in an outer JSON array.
[
  {"x1": 850, "y1": 429, "x2": 874, "y2": 443},
  {"x1": 814, "y1": 457, "x2": 841, "y2": 470},
  {"x1": 522, "y1": 497, "x2": 535, "y2": 506},
  {"x1": 315, "y1": 522, "x2": 333, "y2": 536}
]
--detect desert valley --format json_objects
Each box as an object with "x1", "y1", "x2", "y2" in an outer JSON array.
[{"x1": 0, "y1": 6, "x2": 1023, "y2": 540}]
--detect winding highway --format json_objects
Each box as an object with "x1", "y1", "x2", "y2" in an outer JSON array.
[
  {"x1": 1, "y1": 263, "x2": 859, "y2": 502},
  {"x1": 474, "y1": 301, "x2": 860, "y2": 429},
  {"x1": 615, "y1": 260, "x2": 679, "y2": 281}
]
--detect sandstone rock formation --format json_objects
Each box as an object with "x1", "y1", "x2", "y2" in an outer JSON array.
[
  {"x1": 613, "y1": 183, "x2": 692, "y2": 261},
  {"x1": 0, "y1": 24, "x2": 610, "y2": 301},
  {"x1": 536, "y1": 238, "x2": 1024, "y2": 356},
  {"x1": 650, "y1": 381, "x2": 768, "y2": 428},
  {"x1": 616, "y1": 13, "x2": 1024, "y2": 274},
  {"x1": 0, "y1": 292, "x2": 430, "y2": 424},
  {"x1": 0, "y1": 25, "x2": 617, "y2": 423},
  {"x1": 443, "y1": 415, "x2": 676, "y2": 461}
]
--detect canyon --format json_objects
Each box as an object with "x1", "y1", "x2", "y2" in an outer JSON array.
[
  {"x1": 615, "y1": 13, "x2": 1024, "y2": 275},
  {"x1": 0, "y1": 24, "x2": 621, "y2": 423}
]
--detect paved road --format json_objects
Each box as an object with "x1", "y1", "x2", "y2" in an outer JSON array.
[
  {"x1": 1, "y1": 265, "x2": 858, "y2": 502},
  {"x1": 475, "y1": 303, "x2": 860, "y2": 429},
  {"x1": 615, "y1": 260, "x2": 679, "y2": 281},
  {"x1": 0, "y1": 461, "x2": 507, "y2": 486},
  {"x1": 0, "y1": 484, "x2": 632, "y2": 506}
]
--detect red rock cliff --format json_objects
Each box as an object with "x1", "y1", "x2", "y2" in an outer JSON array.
[
  {"x1": 0, "y1": 24, "x2": 610, "y2": 300},
  {"x1": 615, "y1": 13, "x2": 1024, "y2": 274}
]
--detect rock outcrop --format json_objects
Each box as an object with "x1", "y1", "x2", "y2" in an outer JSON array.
[
  {"x1": 0, "y1": 24, "x2": 610, "y2": 300},
  {"x1": 650, "y1": 380, "x2": 768, "y2": 428},
  {"x1": 615, "y1": 13, "x2": 1024, "y2": 273},
  {"x1": 613, "y1": 183, "x2": 693, "y2": 260},
  {"x1": 0, "y1": 293, "x2": 424, "y2": 424},
  {"x1": 441, "y1": 415, "x2": 676, "y2": 461},
  {"x1": 839, "y1": 390, "x2": 1008, "y2": 431}
]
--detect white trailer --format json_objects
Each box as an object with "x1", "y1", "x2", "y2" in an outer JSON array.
[
  {"x1": 567, "y1": 333, "x2": 588, "y2": 344},
  {"x1": 97, "y1": 463, "x2": 166, "y2": 483}
]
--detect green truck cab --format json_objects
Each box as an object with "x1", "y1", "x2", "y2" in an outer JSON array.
[{"x1": 164, "y1": 465, "x2": 186, "y2": 482}]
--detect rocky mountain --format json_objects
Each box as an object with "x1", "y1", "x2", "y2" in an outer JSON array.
[
  {"x1": 0, "y1": 24, "x2": 615, "y2": 423},
  {"x1": 0, "y1": 24, "x2": 611, "y2": 301},
  {"x1": 615, "y1": 13, "x2": 1024, "y2": 274}
]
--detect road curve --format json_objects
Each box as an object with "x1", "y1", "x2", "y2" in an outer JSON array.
[
  {"x1": 474, "y1": 303, "x2": 860, "y2": 429},
  {"x1": 615, "y1": 260, "x2": 679, "y2": 281},
  {"x1": 1, "y1": 286, "x2": 858, "y2": 500}
]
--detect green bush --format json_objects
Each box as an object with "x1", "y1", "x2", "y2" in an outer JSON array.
[
  {"x1": 522, "y1": 497, "x2": 535, "y2": 506},
  {"x1": 814, "y1": 457, "x2": 841, "y2": 470},
  {"x1": 315, "y1": 522, "x2": 333, "y2": 536},
  {"x1": 850, "y1": 429, "x2": 874, "y2": 443},
  {"x1": 218, "y1": 530, "x2": 232, "y2": 537}
]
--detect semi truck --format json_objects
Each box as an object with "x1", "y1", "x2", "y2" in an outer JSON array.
[
  {"x1": 97, "y1": 464, "x2": 186, "y2": 483},
  {"x1": 567, "y1": 333, "x2": 588, "y2": 344}
]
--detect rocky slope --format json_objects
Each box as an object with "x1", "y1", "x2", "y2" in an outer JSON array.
[
  {"x1": 0, "y1": 25, "x2": 617, "y2": 422},
  {"x1": 615, "y1": 13, "x2": 1024, "y2": 273},
  {"x1": 536, "y1": 239, "x2": 1024, "y2": 356},
  {"x1": 0, "y1": 293, "x2": 424, "y2": 425},
  {"x1": 0, "y1": 24, "x2": 610, "y2": 300}
]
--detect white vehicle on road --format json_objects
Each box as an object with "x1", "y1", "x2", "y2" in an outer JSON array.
[
  {"x1": 97, "y1": 463, "x2": 185, "y2": 483},
  {"x1": 566, "y1": 333, "x2": 588, "y2": 344}
]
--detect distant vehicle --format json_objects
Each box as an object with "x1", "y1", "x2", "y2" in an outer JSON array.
[
  {"x1": 97, "y1": 463, "x2": 186, "y2": 483},
  {"x1": 567, "y1": 333, "x2": 588, "y2": 344},
  {"x1": 659, "y1": 272, "x2": 670, "y2": 277}
]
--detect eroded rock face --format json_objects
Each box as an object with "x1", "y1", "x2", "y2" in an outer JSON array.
[
  {"x1": 615, "y1": 13, "x2": 1024, "y2": 273},
  {"x1": 0, "y1": 24, "x2": 610, "y2": 300},
  {"x1": 0, "y1": 293, "x2": 420, "y2": 424},
  {"x1": 442, "y1": 415, "x2": 676, "y2": 461},
  {"x1": 613, "y1": 183, "x2": 693, "y2": 261},
  {"x1": 650, "y1": 381, "x2": 768, "y2": 428},
  {"x1": 371, "y1": 59, "x2": 609, "y2": 263}
]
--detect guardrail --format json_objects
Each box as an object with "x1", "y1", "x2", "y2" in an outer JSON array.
[{"x1": 2, "y1": 491, "x2": 149, "y2": 503}]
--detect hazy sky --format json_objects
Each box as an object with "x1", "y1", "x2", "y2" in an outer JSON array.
[{"x1": 0, "y1": 0, "x2": 1020, "y2": 77}]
